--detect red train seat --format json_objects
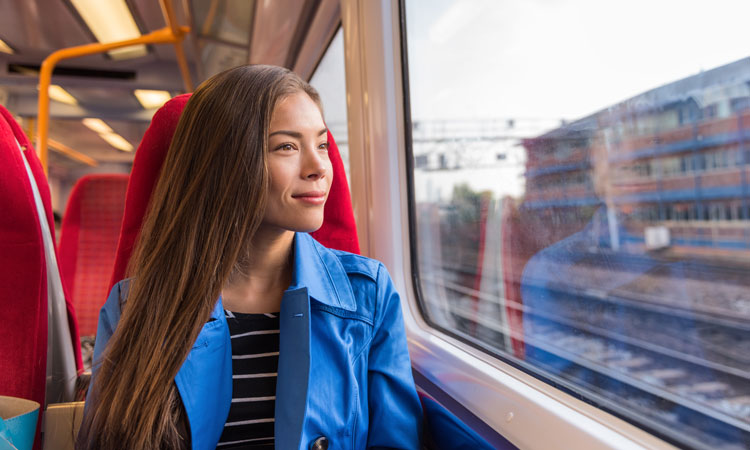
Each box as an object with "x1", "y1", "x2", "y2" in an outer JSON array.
[
  {"x1": 109, "y1": 93, "x2": 359, "y2": 289},
  {"x1": 0, "y1": 105, "x2": 83, "y2": 449},
  {"x1": 58, "y1": 174, "x2": 129, "y2": 338}
]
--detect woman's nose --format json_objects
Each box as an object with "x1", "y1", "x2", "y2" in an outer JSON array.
[{"x1": 302, "y1": 147, "x2": 327, "y2": 180}]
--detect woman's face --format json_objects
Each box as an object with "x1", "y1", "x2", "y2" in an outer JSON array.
[{"x1": 262, "y1": 91, "x2": 333, "y2": 233}]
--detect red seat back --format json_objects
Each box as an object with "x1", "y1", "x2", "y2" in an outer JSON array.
[
  {"x1": 109, "y1": 93, "x2": 359, "y2": 289},
  {"x1": 0, "y1": 107, "x2": 48, "y2": 442},
  {"x1": 58, "y1": 174, "x2": 129, "y2": 337},
  {"x1": 0, "y1": 105, "x2": 83, "y2": 449}
]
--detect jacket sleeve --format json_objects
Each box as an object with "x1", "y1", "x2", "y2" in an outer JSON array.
[
  {"x1": 366, "y1": 264, "x2": 423, "y2": 449},
  {"x1": 84, "y1": 281, "x2": 124, "y2": 405}
]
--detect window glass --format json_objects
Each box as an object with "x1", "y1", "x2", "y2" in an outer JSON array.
[
  {"x1": 309, "y1": 28, "x2": 350, "y2": 185},
  {"x1": 190, "y1": 0, "x2": 253, "y2": 77},
  {"x1": 403, "y1": 0, "x2": 750, "y2": 447}
]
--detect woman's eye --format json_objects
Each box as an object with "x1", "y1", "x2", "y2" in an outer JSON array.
[
  {"x1": 318, "y1": 142, "x2": 330, "y2": 151},
  {"x1": 275, "y1": 143, "x2": 295, "y2": 151}
]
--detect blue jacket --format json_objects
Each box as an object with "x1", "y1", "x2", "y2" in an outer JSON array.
[{"x1": 88, "y1": 232, "x2": 423, "y2": 449}]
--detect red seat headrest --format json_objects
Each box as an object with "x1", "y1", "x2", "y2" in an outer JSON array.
[{"x1": 109, "y1": 93, "x2": 359, "y2": 289}]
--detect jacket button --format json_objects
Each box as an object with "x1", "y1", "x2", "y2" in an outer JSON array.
[{"x1": 311, "y1": 436, "x2": 329, "y2": 450}]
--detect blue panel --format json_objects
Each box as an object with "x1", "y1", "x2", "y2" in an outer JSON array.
[
  {"x1": 614, "y1": 185, "x2": 745, "y2": 204},
  {"x1": 522, "y1": 197, "x2": 601, "y2": 209},
  {"x1": 526, "y1": 161, "x2": 591, "y2": 178},
  {"x1": 610, "y1": 131, "x2": 750, "y2": 163},
  {"x1": 621, "y1": 232, "x2": 750, "y2": 249}
]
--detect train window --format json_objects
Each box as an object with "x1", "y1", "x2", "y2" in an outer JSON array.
[
  {"x1": 191, "y1": 0, "x2": 254, "y2": 76},
  {"x1": 402, "y1": 0, "x2": 750, "y2": 448},
  {"x1": 309, "y1": 28, "x2": 350, "y2": 184}
]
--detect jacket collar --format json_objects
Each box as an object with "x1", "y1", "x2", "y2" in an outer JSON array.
[
  {"x1": 209, "y1": 232, "x2": 357, "y2": 321},
  {"x1": 288, "y1": 232, "x2": 357, "y2": 312}
]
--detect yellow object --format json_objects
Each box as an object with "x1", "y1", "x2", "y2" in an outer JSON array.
[
  {"x1": 48, "y1": 139, "x2": 98, "y2": 167},
  {"x1": 24, "y1": 117, "x2": 35, "y2": 150},
  {"x1": 37, "y1": 0, "x2": 192, "y2": 175}
]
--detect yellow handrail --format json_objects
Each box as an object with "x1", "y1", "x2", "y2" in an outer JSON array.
[
  {"x1": 160, "y1": 0, "x2": 193, "y2": 92},
  {"x1": 48, "y1": 139, "x2": 98, "y2": 167},
  {"x1": 37, "y1": 0, "x2": 193, "y2": 175}
]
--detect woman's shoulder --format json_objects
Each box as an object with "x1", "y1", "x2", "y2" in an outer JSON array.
[
  {"x1": 312, "y1": 243, "x2": 401, "y2": 327},
  {"x1": 302, "y1": 232, "x2": 384, "y2": 282},
  {"x1": 327, "y1": 247, "x2": 383, "y2": 281},
  {"x1": 101, "y1": 278, "x2": 132, "y2": 317},
  {"x1": 110, "y1": 278, "x2": 132, "y2": 299}
]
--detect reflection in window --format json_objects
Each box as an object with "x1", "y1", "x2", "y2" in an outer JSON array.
[
  {"x1": 404, "y1": 0, "x2": 750, "y2": 448},
  {"x1": 190, "y1": 0, "x2": 254, "y2": 78},
  {"x1": 309, "y1": 28, "x2": 350, "y2": 185}
]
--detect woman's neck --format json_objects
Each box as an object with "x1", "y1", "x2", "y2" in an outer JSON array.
[{"x1": 221, "y1": 227, "x2": 294, "y2": 313}]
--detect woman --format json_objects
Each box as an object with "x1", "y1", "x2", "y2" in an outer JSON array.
[{"x1": 77, "y1": 65, "x2": 422, "y2": 450}]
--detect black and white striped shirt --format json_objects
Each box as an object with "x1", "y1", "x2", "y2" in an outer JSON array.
[{"x1": 216, "y1": 310, "x2": 280, "y2": 449}]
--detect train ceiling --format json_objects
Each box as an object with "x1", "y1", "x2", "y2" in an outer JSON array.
[{"x1": 0, "y1": 0, "x2": 333, "y2": 171}]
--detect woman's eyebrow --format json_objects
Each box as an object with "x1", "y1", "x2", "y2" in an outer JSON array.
[
  {"x1": 269, "y1": 128, "x2": 328, "y2": 138},
  {"x1": 269, "y1": 130, "x2": 302, "y2": 138}
]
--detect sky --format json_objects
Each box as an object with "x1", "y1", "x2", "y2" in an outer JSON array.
[
  {"x1": 406, "y1": 0, "x2": 750, "y2": 123},
  {"x1": 405, "y1": 0, "x2": 750, "y2": 201}
]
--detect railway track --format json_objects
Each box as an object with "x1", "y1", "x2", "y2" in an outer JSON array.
[
  {"x1": 421, "y1": 269, "x2": 750, "y2": 449},
  {"x1": 555, "y1": 251, "x2": 750, "y2": 323}
]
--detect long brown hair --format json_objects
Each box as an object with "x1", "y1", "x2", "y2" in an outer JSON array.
[{"x1": 77, "y1": 65, "x2": 321, "y2": 450}]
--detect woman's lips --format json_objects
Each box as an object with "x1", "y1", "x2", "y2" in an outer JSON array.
[{"x1": 292, "y1": 191, "x2": 326, "y2": 205}]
